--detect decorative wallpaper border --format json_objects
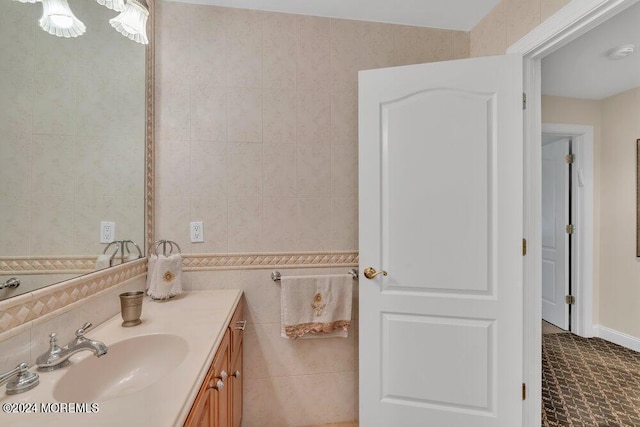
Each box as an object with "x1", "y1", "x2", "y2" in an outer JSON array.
[
  {"x1": 182, "y1": 251, "x2": 359, "y2": 271},
  {"x1": 0, "y1": 256, "x2": 96, "y2": 275},
  {"x1": 0, "y1": 258, "x2": 146, "y2": 336}
]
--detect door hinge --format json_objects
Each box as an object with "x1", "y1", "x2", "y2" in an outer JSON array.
[
  {"x1": 566, "y1": 295, "x2": 575, "y2": 305},
  {"x1": 522, "y1": 383, "x2": 526, "y2": 400},
  {"x1": 566, "y1": 224, "x2": 575, "y2": 234},
  {"x1": 523, "y1": 93, "x2": 527, "y2": 110},
  {"x1": 566, "y1": 154, "x2": 575, "y2": 164},
  {"x1": 522, "y1": 238, "x2": 527, "y2": 256}
]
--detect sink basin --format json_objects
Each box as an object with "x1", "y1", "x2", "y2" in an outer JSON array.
[{"x1": 53, "y1": 333, "x2": 188, "y2": 402}]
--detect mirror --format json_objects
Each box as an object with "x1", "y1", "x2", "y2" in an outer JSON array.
[{"x1": 0, "y1": 0, "x2": 152, "y2": 300}]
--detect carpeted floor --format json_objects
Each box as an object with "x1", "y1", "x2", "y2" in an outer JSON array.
[{"x1": 542, "y1": 333, "x2": 640, "y2": 426}]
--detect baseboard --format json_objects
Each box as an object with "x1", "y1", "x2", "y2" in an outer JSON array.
[{"x1": 593, "y1": 325, "x2": 640, "y2": 352}]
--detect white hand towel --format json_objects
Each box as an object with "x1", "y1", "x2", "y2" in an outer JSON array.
[
  {"x1": 95, "y1": 254, "x2": 111, "y2": 271},
  {"x1": 280, "y1": 274, "x2": 352, "y2": 339},
  {"x1": 145, "y1": 254, "x2": 158, "y2": 291},
  {"x1": 147, "y1": 254, "x2": 183, "y2": 300}
]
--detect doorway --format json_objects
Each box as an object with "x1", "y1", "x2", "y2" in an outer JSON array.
[{"x1": 541, "y1": 134, "x2": 572, "y2": 331}]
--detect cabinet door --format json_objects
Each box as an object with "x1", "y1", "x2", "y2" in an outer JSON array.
[
  {"x1": 186, "y1": 388, "x2": 212, "y2": 427},
  {"x1": 230, "y1": 344, "x2": 243, "y2": 427},
  {"x1": 213, "y1": 330, "x2": 231, "y2": 427}
]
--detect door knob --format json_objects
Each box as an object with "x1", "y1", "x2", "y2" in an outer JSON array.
[{"x1": 364, "y1": 267, "x2": 388, "y2": 279}]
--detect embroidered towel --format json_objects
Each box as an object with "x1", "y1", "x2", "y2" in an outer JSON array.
[
  {"x1": 280, "y1": 274, "x2": 352, "y2": 339},
  {"x1": 146, "y1": 254, "x2": 183, "y2": 299}
]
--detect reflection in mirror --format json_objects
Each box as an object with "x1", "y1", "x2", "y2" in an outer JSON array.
[{"x1": 0, "y1": 0, "x2": 148, "y2": 301}]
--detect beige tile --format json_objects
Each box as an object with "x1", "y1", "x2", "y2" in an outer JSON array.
[
  {"x1": 297, "y1": 198, "x2": 331, "y2": 251},
  {"x1": 31, "y1": 135, "x2": 75, "y2": 196},
  {"x1": 76, "y1": 73, "x2": 119, "y2": 138},
  {"x1": 115, "y1": 74, "x2": 146, "y2": 140},
  {"x1": 297, "y1": 15, "x2": 331, "y2": 90},
  {"x1": 262, "y1": 197, "x2": 297, "y2": 252},
  {"x1": 228, "y1": 87, "x2": 262, "y2": 143},
  {"x1": 154, "y1": 196, "x2": 191, "y2": 253},
  {"x1": 330, "y1": 19, "x2": 365, "y2": 93},
  {"x1": 156, "y1": 79, "x2": 190, "y2": 140},
  {"x1": 0, "y1": 133, "x2": 30, "y2": 195},
  {"x1": 0, "y1": 72, "x2": 33, "y2": 135},
  {"x1": 190, "y1": 82, "x2": 227, "y2": 142},
  {"x1": 331, "y1": 142, "x2": 358, "y2": 198},
  {"x1": 34, "y1": 27, "x2": 77, "y2": 78},
  {"x1": 297, "y1": 144, "x2": 331, "y2": 198},
  {"x1": 72, "y1": 197, "x2": 113, "y2": 255},
  {"x1": 331, "y1": 88, "x2": 358, "y2": 141},
  {"x1": 297, "y1": 87, "x2": 331, "y2": 145},
  {"x1": 244, "y1": 322, "x2": 356, "y2": 380},
  {"x1": 0, "y1": 328, "x2": 30, "y2": 374},
  {"x1": 361, "y1": 22, "x2": 395, "y2": 70},
  {"x1": 228, "y1": 195, "x2": 263, "y2": 252},
  {"x1": 189, "y1": 196, "x2": 228, "y2": 254},
  {"x1": 186, "y1": 270, "x2": 230, "y2": 291},
  {"x1": 110, "y1": 196, "x2": 145, "y2": 250},
  {"x1": 453, "y1": 31, "x2": 471, "y2": 59},
  {"x1": 263, "y1": 143, "x2": 297, "y2": 198},
  {"x1": 263, "y1": 12, "x2": 297, "y2": 89},
  {"x1": 243, "y1": 372, "x2": 357, "y2": 427},
  {"x1": 0, "y1": 195, "x2": 30, "y2": 256},
  {"x1": 30, "y1": 195, "x2": 74, "y2": 255},
  {"x1": 331, "y1": 196, "x2": 359, "y2": 251},
  {"x1": 263, "y1": 87, "x2": 296, "y2": 143},
  {"x1": 0, "y1": 2, "x2": 35, "y2": 78},
  {"x1": 74, "y1": 136, "x2": 120, "y2": 197},
  {"x1": 156, "y1": 1, "x2": 191, "y2": 82},
  {"x1": 541, "y1": 0, "x2": 571, "y2": 22},
  {"x1": 394, "y1": 25, "x2": 430, "y2": 66},
  {"x1": 227, "y1": 269, "x2": 281, "y2": 325},
  {"x1": 506, "y1": 0, "x2": 541, "y2": 47},
  {"x1": 190, "y1": 141, "x2": 227, "y2": 198},
  {"x1": 156, "y1": 139, "x2": 190, "y2": 198},
  {"x1": 228, "y1": 143, "x2": 263, "y2": 197},
  {"x1": 33, "y1": 72, "x2": 75, "y2": 136},
  {"x1": 227, "y1": 8, "x2": 262, "y2": 88},
  {"x1": 189, "y1": 5, "x2": 227, "y2": 87},
  {"x1": 470, "y1": 1, "x2": 507, "y2": 57}
]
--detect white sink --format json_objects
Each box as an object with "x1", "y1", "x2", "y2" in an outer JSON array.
[{"x1": 53, "y1": 333, "x2": 188, "y2": 402}]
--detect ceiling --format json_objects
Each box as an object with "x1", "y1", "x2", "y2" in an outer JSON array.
[
  {"x1": 165, "y1": 0, "x2": 501, "y2": 31},
  {"x1": 542, "y1": 2, "x2": 640, "y2": 100}
]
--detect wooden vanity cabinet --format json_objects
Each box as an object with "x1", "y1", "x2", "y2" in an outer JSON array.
[{"x1": 185, "y1": 298, "x2": 244, "y2": 427}]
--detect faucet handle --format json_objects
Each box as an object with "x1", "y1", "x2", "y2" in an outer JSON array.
[{"x1": 75, "y1": 322, "x2": 93, "y2": 337}]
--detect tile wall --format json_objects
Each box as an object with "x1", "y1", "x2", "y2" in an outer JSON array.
[{"x1": 155, "y1": 3, "x2": 469, "y2": 425}]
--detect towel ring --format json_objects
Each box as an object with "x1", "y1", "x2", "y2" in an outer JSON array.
[{"x1": 151, "y1": 240, "x2": 182, "y2": 257}]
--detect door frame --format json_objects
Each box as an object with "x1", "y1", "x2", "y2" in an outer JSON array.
[
  {"x1": 507, "y1": 0, "x2": 640, "y2": 426},
  {"x1": 542, "y1": 123, "x2": 594, "y2": 338}
]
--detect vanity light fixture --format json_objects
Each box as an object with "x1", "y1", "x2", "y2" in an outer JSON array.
[
  {"x1": 109, "y1": 0, "x2": 149, "y2": 45},
  {"x1": 12, "y1": 0, "x2": 148, "y2": 44},
  {"x1": 96, "y1": 0, "x2": 126, "y2": 12},
  {"x1": 39, "y1": 0, "x2": 86, "y2": 38}
]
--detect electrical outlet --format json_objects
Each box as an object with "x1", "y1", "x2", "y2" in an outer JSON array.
[
  {"x1": 100, "y1": 221, "x2": 116, "y2": 243},
  {"x1": 190, "y1": 221, "x2": 204, "y2": 243}
]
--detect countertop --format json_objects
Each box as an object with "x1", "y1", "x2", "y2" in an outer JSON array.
[{"x1": 0, "y1": 289, "x2": 243, "y2": 427}]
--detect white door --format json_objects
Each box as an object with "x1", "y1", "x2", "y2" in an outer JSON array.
[
  {"x1": 541, "y1": 138, "x2": 570, "y2": 330},
  {"x1": 359, "y1": 54, "x2": 523, "y2": 427}
]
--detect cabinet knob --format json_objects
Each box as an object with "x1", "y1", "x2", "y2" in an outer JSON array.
[
  {"x1": 234, "y1": 320, "x2": 247, "y2": 331},
  {"x1": 232, "y1": 370, "x2": 240, "y2": 378},
  {"x1": 214, "y1": 380, "x2": 224, "y2": 391},
  {"x1": 219, "y1": 370, "x2": 228, "y2": 381}
]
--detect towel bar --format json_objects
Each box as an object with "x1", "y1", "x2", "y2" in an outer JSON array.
[{"x1": 271, "y1": 269, "x2": 358, "y2": 282}]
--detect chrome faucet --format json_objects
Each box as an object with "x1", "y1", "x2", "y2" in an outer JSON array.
[
  {"x1": 0, "y1": 362, "x2": 39, "y2": 394},
  {"x1": 36, "y1": 322, "x2": 108, "y2": 371}
]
